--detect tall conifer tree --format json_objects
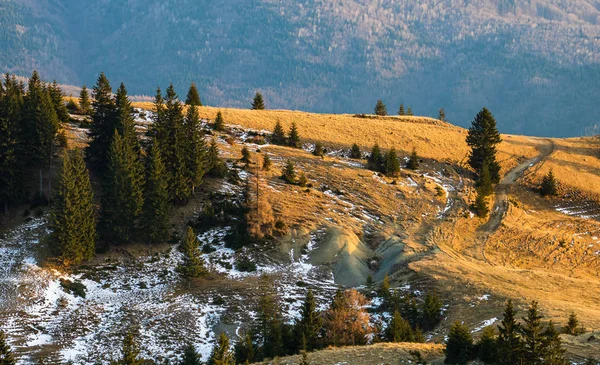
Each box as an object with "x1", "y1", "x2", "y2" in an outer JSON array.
[
  {"x1": 271, "y1": 121, "x2": 286, "y2": 145},
  {"x1": 184, "y1": 105, "x2": 208, "y2": 193},
  {"x1": 79, "y1": 85, "x2": 92, "y2": 115},
  {"x1": 466, "y1": 108, "x2": 502, "y2": 183},
  {"x1": 368, "y1": 144, "x2": 384, "y2": 172},
  {"x1": 251, "y1": 92, "x2": 265, "y2": 110},
  {"x1": 213, "y1": 111, "x2": 225, "y2": 132},
  {"x1": 208, "y1": 333, "x2": 235, "y2": 365},
  {"x1": 374, "y1": 100, "x2": 387, "y2": 116},
  {"x1": 48, "y1": 80, "x2": 69, "y2": 123},
  {"x1": 178, "y1": 226, "x2": 207, "y2": 279},
  {"x1": 87, "y1": 72, "x2": 117, "y2": 168},
  {"x1": 384, "y1": 148, "x2": 400, "y2": 177},
  {"x1": 496, "y1": 300, "x2": 523, "y2": 365},
  {"x1": 294, "y1": 289, "x2": 322, "y2": 351},
  {"x1": 185, "y1": 83, "x2": 202, "y2": 106},
  {"x1": 141, "y1": 141, "x2": 170, "y2": 244},
  {"x1": 288, "y1": 122, "x2": 301, "y2": 148}
]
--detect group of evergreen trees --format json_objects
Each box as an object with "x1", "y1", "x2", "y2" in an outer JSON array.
[
  {"x1": 271, "y1": 121, "x2": 301, "y2": 148},
  {"x1": 367, "y1": 144, "x2": 419, "y2": 176},
  {"x1": 373, "y1": 101, "x2": 417, "y2": 117},
  {"x1": 0, "y1": 71, "x2": 71, "y2": 214},
  {"x1": 445, "y1": 300, "x2": 579, "y2": 365},
  {"x1": 466, "y1": 108, "x2": 502, "y2": 217}
]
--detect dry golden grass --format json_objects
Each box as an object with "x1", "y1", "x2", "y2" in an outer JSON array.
[{"x1": 254, "y1": 342, "x2": 445, "y2": 365}]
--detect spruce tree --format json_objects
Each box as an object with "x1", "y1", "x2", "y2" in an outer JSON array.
[
  {"x1": 140, "y1": 141, "x2": 170, "y2": 244},
  {"x1": 120, "y1": 330, "x2": 143, "y2": 365},
  {"x1": 208, "y1": 332, "x2": 235, "y2": 365},
  {"x1": 398, "y1": 104, "x2": 405, "y2": 116},
  {"x1": 386, "y1": 310, "x2": 414, "y2": 342},
  {"x1": 256, "y1": 277, "x2": 285, "y2": 359},
  {"x1": 496, "y1": 300, "x2": 523, "y2": 365},
  {"x1": 541, "y1": 170, "x2": 558, "y2": 197},
  {"x1": 185, "y1": 83, "x2": 202, "y2": 106},
  {"x1": 262, "y1": 154, "x2": 272, "y2": 171},
  {"x1": 214, "y1": 111, "x2": 225, "y2": 132},
  {"x1": 87, "y1": 72, "x2": 117, "y2": 168},
  {"x1": 152, "y1": 87, "x2": 166, "y2": 141},
  {"x1": 350, "y1": 143, "x2": 361, "y2": 159},
  {"x1": 477, "y1": 326, "x2": 497, "y2": 364},
  {"x1": 313, "y1": 142, "x2": 324, "y2": 157},
  {"x1": 445, "y1": 322, "x2": 473, "y2": 365},
  {"x1": 282, "y1": 160, "x2": 296, "y2": 184},
  {"x1": 562, "y1": 312, "x2": 582, "y2": 335},
  {"x1": 407, "y1": 148, "x2": 419, "y2": 170},
  {"x1": 384, "y1": 148, "x2": 400, "y2": 177},
  {"x1": 184, "y1": 105, "x2": 208, "y2": 192},
  {"x1": 294, "y1": 289, "x2": 322, "y2": 351},
  {"x1": 233, "y1": 332, "x2": 255, "y2": 365},
  {"x1": 421, "y1": 292, "x2": 442, "y2": 330},
  {"x1": 251, "y1": 92, "x2": 265, "y2": 110},
  {"x1": 79, "y1": 85, "x2": 92, "y2": 115},
  {"x1": 114, "y1": 83, "x2": 140, "y2": 153},
  {"x1": 542, "y1": 321, "x2": 568, "y2": 365},
  {"x1": 474, "y1": 188, "x2": 489, "y2": 218},
  {"x1": 477, "y1": 162, "x2": 493, "y2": 197},
  {"x1": 241, "y1": 146, "x2": 251, "y2": 164},
  {"x1": 521, "y1": 301, "x2": 546, "y2": 365},
  {"x1": 48, "y1": 80, "x2": 70, "y2": 123},
  {"x1": 178, "y1": 226, "x2": 207, "y2": 280},
  {"x1": 466, "y1": 108, "x2": 502, "y2": 184},
  {"x1": 288, "y1": 122, "x2": 301, "y2": 149},
  {"x1": 407, "y1": 107, "x2": 413, "y2": 116},
  {"x1": 180, "y1": 343, "x2": 202, "y2": 365},
  {"x1": 0, "y1": 330, "x2": 16, "y2": 365},
  {"x1": 374, "y1": 100, "x2": 387, "y2": 116},
  {"x1": 368, "y1": 144, "x2": 384, "y2": 172},
  {"x1": 206, "y1": 138, "x2": 227, "y2": 178},
  {"x1": 100, "y1": 130, "x2": 145, "y2": 244},
  {"x1": 438, "y1": 108, "x2": 446, "y2": 122},
  {"x1": 50, "y1": 150, "x2": 96, "y2": 265},
  {"x1": 271, "y1": 121, "x2": 286, "y2": 145}
]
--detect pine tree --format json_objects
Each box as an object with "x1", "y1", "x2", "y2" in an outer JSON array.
[
  {"x1": 281, "y1": 160, "x2": 296, "y2": 184},
  {"x1": 185, "y1": 83, "x2": 202, "y2": 106},
  {"x1": 386, "y1": 310, "x2": 414, "y2": 342},
  {"x1": 438, "y1": 108, "x2": 446, "y2": 122},
  {"x1": 140, "y1": 141, "x2": 170, "y2": 244},
  {"x1": 271, "y1": 121, "x2": 286, "y2": 145},
  {"x1": 120, "y1": 330, "x2": 143, "y2": 365},
  {"x1": 233, "y1": 332, "x2": 255, "y2": 365},
  {"x1": 466, "y1": 108, "x2": 502, "y2": 184},
  {"x1": 48, "y1": 80, "x2": 69, "y2": 123},
  {"x1": 477, "y1": 162, "x2": 493, "y2": 197},
  {"x1": 50, "y1": 150, "x2": 96, "y2": 265},
  {"x1": 407, "y1": 107, "x2": 413, "y2": 116},
  {"x1": 288, "y1": 122, "x2": 301, "y2": 148},
  {"x1": 87, "y1": 72, "x2": 117, "y2": 168},
  {"x1": 562, "y1": 312, "x2": 582, "y2": 335},
  {"x1": 398, "y1": 104, "x2": 405, "y2": 116},
  {"x1": 384, "y1": 148, "x2": 400, "y2": 177},
  {"x1": 256, "y1": 276, "x2": 285, "y2": 358},
  {"x1": 241, "y1": 146, "x2": 251, "y2": 164},
  {"x1": 114, "y1": 83, "x2": 140, "y2": 153},
  {"x1": 379, "y1": 273, "x2": 391, "y2": 303},
  {"x1": 184, "y1": 105, "x2": 208, "y2": 193},
  {"x1": 262, "y1": 154, "x2": 272, "y2": 171},
  {"x1": 540, "y1": 170, "x2": 558, "y2": 197},
  {"x1": 79, "y1": 85, "x2": 92, "y2": 115},
  {"x1": 445, "y1": 322, "x2": 473, "y2": 365},
  {"x1": 180, "y1": 343, "x2": 202, "y2": 365},
  {"x1": 313, "y1": 142, "x2": 324, "y2": 157},
  {"x1": 542, "y1": 321, "x2": 568, "y2": 365},
  {"x1": 350, "y1": 143, "x2": 361, "y2": 159},
  {"x1": 477, "y1": 326, "x2": 497, "y2": 364},
  {"x1": 152, "y1": 87, "x2": 166, "y2": 141},
  {"x1": 421, "y1": 292, "x2": 442, "y2": 330},
  {"x1": 251, "y1": 92, "x2": 265, "y2": 110},
  {"x1": 521, "y1": 301, "x2": 546, "y2": 365},
  {"x1": 0, "y1": 330, "x2": 16, "y2": 365},
  {"x1": 207, "y1": 138, "x2": 227, "y2": 178},
  {"x1": 214, "y1": 111, "x2": 225, "y2": 132},
  {"x1": 294, "y1": 289, "x2": 323, "y2": 351},
  {"x1": 374, "y1": 100, "x2": 387, "y2": 116},
  {"x1": 100, "y1": 130, "x2": 145, "y2": 244},
  {"x1": 407, "y1": 148, "x2": 419, "y2": 170},
  {"x1": 496, "y1": 300, "x2": 523, "y2": 365},
  {"x1": 474, "y1": 188, "x2": 489, "y2": 218},
  {"x1": 178, "y1": 226, "x2": 207, "y2": 280},
  {"x1": 208, "y1": 332, "x2": 235, "y2": 365},
  {"x1": 368, "y1": 144, "x2": 384, "y2": 172}
]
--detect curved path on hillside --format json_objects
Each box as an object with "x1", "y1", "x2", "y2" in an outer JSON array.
[{"x1": 479, "y1": 139, "x2": 555, "y2": 262}]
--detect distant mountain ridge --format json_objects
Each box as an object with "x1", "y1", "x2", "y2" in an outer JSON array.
[{"x1": 1, "y1": 0, "x2": 599, "y2": 137}]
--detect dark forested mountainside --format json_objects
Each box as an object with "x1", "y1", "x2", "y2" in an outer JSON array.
[{"x1": 1, "y1": 0, "x2": 599, "y2": 137}]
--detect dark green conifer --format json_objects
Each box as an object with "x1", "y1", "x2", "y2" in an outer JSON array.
[
  {"x1": 374, "y1": 100, "x2": 387, "y2": 116},
  {"x1": 214, "y1": 111, "x2": 225, "y2": 132},
  {"x1": 184, "y1": 105, "x2": 208, "y2": 192},
  {"x1": 477, "y1": 326, "x2": 497, "y2": 364},
  {"x1": 294, "y1": 289, "x2": 322, "y2": 351},
  {"x1": 241, "y1": 146, "x2": 251, "y2": 164},
  {"x1": 386, "y1": 310, "x2": 414, "y2": 342},
  {"x1": 185, "y1": 83, "x2": 202, "y2": 106},
  {"x1": 350, "y1": 143, "x2": 361, "y2": 159},
  {"x1": 496, "y1": 300, "x2": 523, "y2": 365},
  {"x1": 208, "y1": 332, "x2": 235, "y2": 365},
  {"x1": 439, "y1": 108, "x2": 446, "y2": 122},
  {"x1": 521, "y1": 301, "x2": 546, "y2": 365},
  {"x1": 445, "y1": 322, "x2": 473, "y2": 365},
  {"x1": 271, "y1": 121, "x2": 286, "y2": 145},
  {"x1": 140, "y1": 141, "x2": 170, "y2": 244},
  {"x1": 368, "y1": 144, "x2": 384, "y2": 172},
  {"x1": 313, "y1": 142, "x2": 324, "y2": 157},
  {"x1": 474, "y1": 188, "x2": 489, "y2": 218},
  {"x1": 541, "y1": 170, "x2": 558, "y2": 197},
  {"x1": 0, "y1": 330, "x2": 16, "y2": 365},
  {"x1": 87, "y1": 72, "x2": 117, "y2": 168},
  {"x1": 288, "y1": 122, "x2": 301, "y2": 149},
  {"x1": 398, "y1": 104, "x2": 405, "y2": 116},
  {"x1": 407, "y1": 148, "x2": 419, "y2": 170},
  {"x1": 384, "y1": 148, "x2": 400, "y2": 177},
  {"x1": 262, "y1": 154, "x2": 272, "y2": 171},
  {"x1": 50, "y1": 150, "x2": 96, "y2": 265},
  {"x1": 114, "y1": 83, "x2": 140, "y2": 153},
  {"x1": 180, "y1": 343, "x2": 202, "y2": 365},
  {"x1": 421, "y1": 291, "x2": 442, "y2": 330},
  {"x1": 562, "y1": 312, "x2": 583, "y2": 335},
  {"x1": 282, "y1": 160, "x2": 296, "y2": 184},
  {"x1": 466, "y1": 108, "x2": 502, "y2": 184},
  {"x1": 251, "y1": 92, "x2": 265, "y2": 110},
  {"x1": 542, "y1": 321, "x2": 568, "y2": 365},
  {"x1": 48, "y1": 80, "x2": 70, "y2": 123},
  {"x1": 407, "y1": 107, "x2": 413, "y2": 116},
  {"x1": 79, "y1": 85, "x2": 92, "y2": 115},
  {"x1": 477, "y1": 162, "x2": 493, "y2": 197},
  {"x1": 206, "y1": 138, "x2": 227, "y2": 178},
  {"x1": 256, "y1": 276, "x2": 285, "y2": 358},
  {"x1": 233, "y1": 332, "x2": 255, "y2": 365},
  {"x1": 178, "y1": 226, "x2": 207, "y2": 280}
]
